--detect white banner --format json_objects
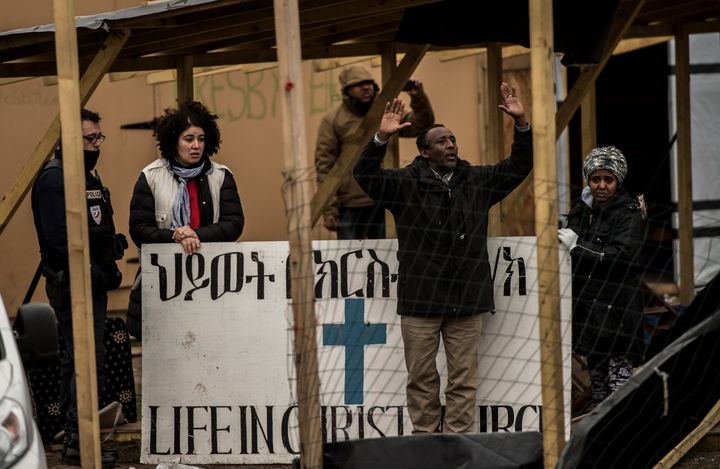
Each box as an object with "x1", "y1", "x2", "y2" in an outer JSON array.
[{"x1": 140, "y1": 238, "x2": 572, "y2": 464}]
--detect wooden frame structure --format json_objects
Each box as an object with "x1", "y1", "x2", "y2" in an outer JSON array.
[{"x1": 1, "y1": 1, "x2": 719, "y2": 467}]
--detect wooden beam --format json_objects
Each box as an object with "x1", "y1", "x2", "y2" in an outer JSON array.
[
  {"x1": 613, "y1": 36, "x2": 671, "y2": 55},
  {"x1": 175, "y1": 55, "x2": 194, "y2": 102},
  {"x1": 483, "y1": 43, "x2": 504, "y2": 237},
  {"x1": 675, "y1": 25, "x2": 695, "y2": 305},
  {"x1": 310, "y1": 44, "x2": 430, "y2": 226},
  {"x1": 381, "y1": 43, "x2": 398, "y2": 238},
  {"x1": 439, "y1": 44, "x2": 530, "y2": 62},
  {"x1": 626, "y1": 19, "x2": 720, "y2": 38},
  {"x1": 529, "y1": 0, "x2": 565, "y2": 466},
  {"x1": 555, "y1": 0, "x2": 646, "y2": 138},
  {"x1": 272, "y1": 1, "x2": 322, "y2": 468},
  {"x1": 52, "y1": 0, "x2": 100, "y2": 466},
  {"x1": 0, "y1": 30, "x2": 129, "y2": 236},
  {"x1": 557, "y1": 64, "x2": 571, "y2": 213},
  {"x1": 0, "y1": 42, "x2": 396, "y2": 78},
  {"x1": 580, "y1": 84, "x2": 597, "y2": 174},
  {"x1": 654, "y1": 399, "x2": 720, "y2": 468}
]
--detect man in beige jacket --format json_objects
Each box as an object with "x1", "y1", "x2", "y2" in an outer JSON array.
[{"x1": 314, "y1": 64, "x2": 435, "y2": 239}]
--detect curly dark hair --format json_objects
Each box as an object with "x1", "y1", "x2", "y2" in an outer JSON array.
[{"x1": 153, "y1": 100, "x2": 221, "y2": 161}]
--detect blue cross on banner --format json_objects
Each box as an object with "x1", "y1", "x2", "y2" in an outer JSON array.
[{"x1": 322, "y1": 298, "x2": 387, "y2": 405}]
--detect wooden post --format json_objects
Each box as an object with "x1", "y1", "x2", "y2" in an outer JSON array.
[
  {"x1": 176, "y1": 55, "x2": 194, "y2": 102},
  {"x1": 580, "y1": 84, "x2": 597, "y2": 181},
  {"x1": 558, "y1": 64, "x2": 572, "y2": 213},
  {"x1": 53, "y1": 0, "x2": 101, "y2": 467},
  {"x1": 675, "y1": 25, "x2": 695, "y2": 305},
  {"x1": 0, "y1": 31, "x2": 129, "y2": 236},
  {"x1": 529, "y1": 0, "x2": 565, "y2": 466},
  {"x1": 381, "y1": 44, "x2": 398, "y2": 238},
  {"x1": 272, "y1": 1, "x2": 323, "y2": 468},
  {"x1": 483, "y1": 44, "x2": 504, "y2": 237}
]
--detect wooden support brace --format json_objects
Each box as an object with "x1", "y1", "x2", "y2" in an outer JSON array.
[
  {"x1": 483, "y1": 43, "x2": 504, "y2": 237},
  {"x1": 529, "y1": 0, "x2": 565, "y2": 466},
  {"x1": 273, "y1": 0, "x2": 322, "y2": 467},
  {"x1": 675, "y1": 25, "x2": 695, "y2": 305},
  {"x1": 555, "y1": 0, "x2": 646, "y2": 138},
  {"x1": 381, "y1": 43, "x2": 398, "y2": 238},
  {"x1": 654, "y1": 399, "x2": 720, "y2": 468},
  {"x1": 0, "y1": 30, "x2": 130, "y2": 237},
  {"x1": 310, "y1": 44, "x2": 430, "y2": 226}
]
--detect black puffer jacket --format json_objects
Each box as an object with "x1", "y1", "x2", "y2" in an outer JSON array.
[
  {"x1": 566, "y1": 188, "x2": 646, "y2": 361},
  {"x1": 128, "y1": 165, "x2": 244, "y2": 247},
  {"x1": 353, "y1": 128, "x2": 532, "y2": 316}
]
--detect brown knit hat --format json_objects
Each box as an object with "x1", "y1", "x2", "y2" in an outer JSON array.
[{"x1": 338, "y1": 65, "x2": 377, "y2": 91}]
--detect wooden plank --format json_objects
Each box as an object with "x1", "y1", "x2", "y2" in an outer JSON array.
[
  {"x1": 555, "y1": 0, "x2": 646, "y2": 138},
  {"x1": 438, "y1": 45, "x2": 530, "y2": 62},
  {"x1": 613, "y1": 36, "x2": 671, "y2": 55},
  {"x1": 483, "y1": 43, "x2": 504, "y2": 237},
  {"x1": 529, "y1": 0, "x2": 565, "y2": 467},
  {"x1": 580, "y1": 83, "x2": 597, "y2": 190},
  {"x1": 654, "y1": 399, "x2": 720, "y2": 468},
  {"x1": 272, "y1": 1, "x2": 322, "y2": 468},
  {"x1": 675, "y1": 25, "x2": 695, "y2": 306},
  {"x1": 626, "y1": 18, "x2": 720, "y2": 37},
  {"x1": 119, "y1": 0, "x2": 437, "y2": 58},
  {"x1": 381, "y1": 43, "x2": 398, "y2": 239},
  {"x1": 52, "y1": 0, "x2": 101, "y2": 466},
  {"x1": 558, "y1": 65, "x2": 571, "y2": 213},
  {"x1": 310, "y1": 44, "x2": 430, "y2": 226},
  {"x1": 176, "y1": 55, "x2": 194, "y2": 102},
  {"x1": 0, "y1": 30, "x2": 129, "y2": 236}
]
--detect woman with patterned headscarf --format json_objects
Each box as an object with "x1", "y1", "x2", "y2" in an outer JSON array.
[{"x1": 558, "y1": 145, "x2": 647, "y2": 409}]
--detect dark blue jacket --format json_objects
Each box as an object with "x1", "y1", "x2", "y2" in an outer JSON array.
[{"x1": 31, "y1": 155, "x2": 121, "y2": 292}]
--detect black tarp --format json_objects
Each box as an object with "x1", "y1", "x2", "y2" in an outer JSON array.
[
  {"x1": 310, "y1": 431, "x2": 543, "y2": 469},
  {"x1": 396, "y1": 0, "x2": 620, "y2": 66},
  {"x1": 646, "y1": 272, "x2": 720, "y2": 359},
  {"x1": 558, "y1": 278, "x2": 720, "y2": 468}
]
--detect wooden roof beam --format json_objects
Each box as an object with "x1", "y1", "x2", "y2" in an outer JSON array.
[
  {"x1": 626, "y1": 18, "x2": 720, "y2": 37},
  {"x1": 115, "y1": 0, "x2": 437, "y2": 58},
  {"x1": 555, "y1": 0, "x2": 646, "y2": 137}
]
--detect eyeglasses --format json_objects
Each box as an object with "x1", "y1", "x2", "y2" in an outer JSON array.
[{"x1": 82, "y1": 133, "x2": 106, "y2": 143}]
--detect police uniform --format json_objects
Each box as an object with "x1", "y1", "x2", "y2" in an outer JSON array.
[{"x1": 31, "y1": 152, "x2": 123, "y2": 435}]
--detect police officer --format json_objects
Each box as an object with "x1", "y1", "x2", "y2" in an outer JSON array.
[{"x1": 31, "y1": 108, "x2": 125, "y2": 467}]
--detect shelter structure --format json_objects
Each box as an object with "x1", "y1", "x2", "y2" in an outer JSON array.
[{"x1": 1, "y1": 0, "x2": 719, "y2": 468}]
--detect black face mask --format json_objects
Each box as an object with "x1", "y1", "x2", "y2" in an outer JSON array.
[{"x1": 84, "y1": 149, "x2": 100, "y2": 171}]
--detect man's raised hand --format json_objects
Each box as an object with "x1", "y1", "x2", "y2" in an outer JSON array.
[
  {"x1": 377, "y1": 98, "x2": 412, "y2": 141},
  {"x1": 497, "y1": 82, "x2": 527, "y2": 126}
]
